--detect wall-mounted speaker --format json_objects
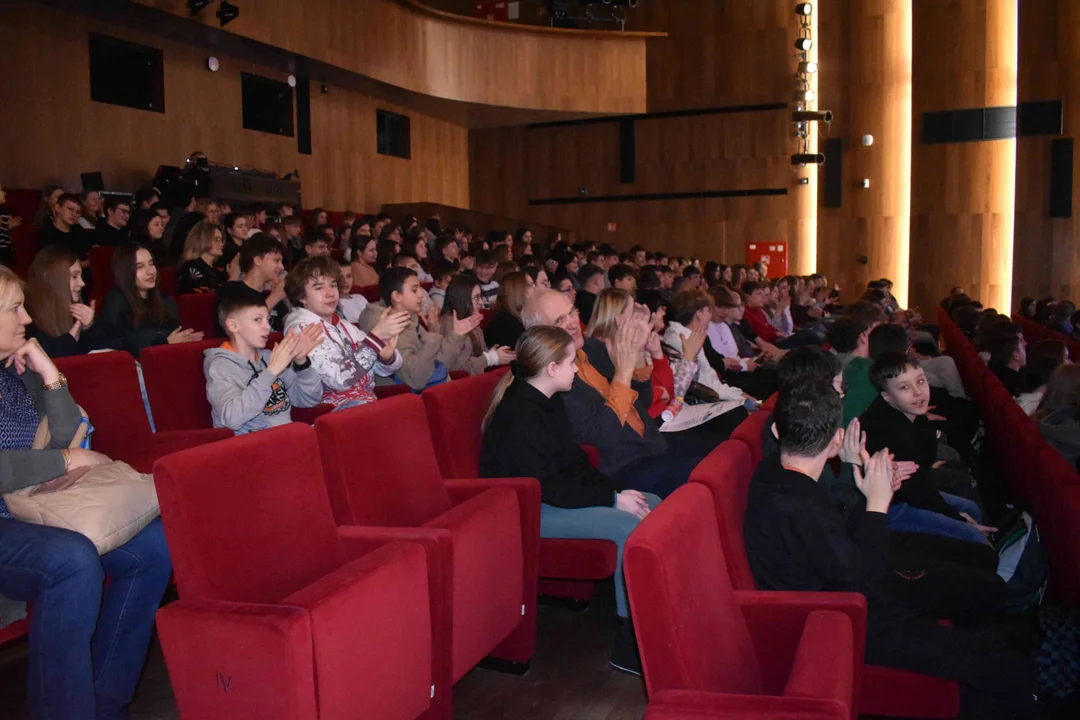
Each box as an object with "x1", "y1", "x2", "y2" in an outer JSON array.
[
  {"x1": 1050, "y1": 138, "x2": 1073, "y2": 219},
  {"x1": 823, "y1": 137, "x2": 843, "y2": 208}
]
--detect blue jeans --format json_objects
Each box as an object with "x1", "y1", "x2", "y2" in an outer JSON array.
[
  {"x1": 0, "y1": 517, "x2": 172, "y2": 720},
  {"x1": 611, "y1": 434, "x2": 709, "y2": 498},
  {"x1": 539, "y1": 493, "x2": 663, "y2": 617},
  {"x1": 888, "y1": 493, "x2": 989, "y2": 545}
]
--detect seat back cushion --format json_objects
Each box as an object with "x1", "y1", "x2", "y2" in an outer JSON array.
[
  {"x1": 422, "y1": 369, "x2": 506, "y2": 478},
  {"x1": 56, "y1": 351, "x2": 152, "y2": 458},
  {"x1": 154, "y1": 423, "x2": 346, "y2": 604},
  {"x1": 689, "y1": 440, "x2": 757, "y2": 590},
  {"x1": 625, "y1": 484, "x2": 763, "y2": 697},
  {"x1": 315, "y1": 394, "x2": 451, "y2": 526},
  {"x1": 140, "y1": 339, "x2": 222, "y2": 432}
]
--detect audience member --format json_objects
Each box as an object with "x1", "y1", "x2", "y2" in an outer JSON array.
[
  {"x1": 575, "y1": 263, "x2": 605, "y2": 325},
  {"x1": 474, "y1": 252, "x2": 499, "y2": 307},
  {"x1": 283, "y1": 256, "x2": 406, "y2": 409},
  {"x1": 985, "y1": 322, "x2": 1026, "y2": 395},
  {"x1": 428, "y1": 260, "x2": 455, "y2": 310},
  {"x1": 216, "y1": 233, "x2": 290, "y2": 333},
  {"x1": 177, "y1": 220, "x2": 230, "y2": 294},
  {"x1": 77, "y1": 189, "x2": 101, "y2": 230},
  {"x1": 335, "y1": 260, "x2": 368, "y2": 324},
  {"x1": 1034, "y1": 363, "x2": 1080, "y2": 467},
  {"x1": 0, "y1": 264, "x2": 174, "y2": 720},
  {"x1": 663, "y1": 290, "x2": 752, "y2": 405},
  {"x1": 102, "y1": 243, "x2": 202, "y2": 356},
  {"x1": 350, "y1": 235, "x2": 379, "y2": 287},
  {"x1": 608, "y1": 264, "x2": 637, "y2": 294},
  {"x1": 745, "y1": 380, "x2": 1043, "y2": 720},
  {"x1": 91, "y1": 195, "x2": 132, "y2": 248},
  {"x1": 484, "y1": 271, "x2": 533, "y2": 350},
  {"x1": 204, "y1": 291, "x2": 325, "y2": 434},
  {"x1": 436, "y1": 273, "x2": 515, "y2": 375},
  {"x1": 1016, "y1": 339, "x2": 1068, "y2": 415},
  {"x1": 24, "y1": 245, "x2": 107, "y2": 357},
  {"x1": 38, "y1": 193, "x2": 85, "y2": 259}
]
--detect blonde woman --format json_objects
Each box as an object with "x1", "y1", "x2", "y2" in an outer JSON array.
[
  {"x1": 481, "y1": 325, "x2": 659, "y2": 674},
  {"x1": 0, "y1": 264, "x2": 172, "y2": 719},
  {"x1": 177, "y1": 220, "x2": 231, "y2": 294}
]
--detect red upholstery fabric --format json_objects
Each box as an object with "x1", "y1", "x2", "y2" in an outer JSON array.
[
  {"x1": 695, "y1": 415, "x2": 960, "y2": 718},
  {"x1": 3, "y1": 188, "x2": 41, "y2": 277},
  {"x1": 140, "y1": 339, "x2": 221, "y2": 431},
  {"x1": 357, "y1": 285, "x2": 381, "y2": 303},
  {"x1": 177, "y1": 292, "x2": 221, "y2": 338},
  {"x1": 376, "y1": 385, "x2": 413, "y2": 400},
  {"x1": 625, "y1": 484, "x2": 858, "y2": 720},
  {"x1": 644, "y1": 689, "x2": 848, "y2": 720},
  {"x1": 153, "y1": 424, "x2": 433, "y2": 720},
  {"x1": 158, "y1": 266, "x2": 178, "y2": 299},
  {"x1": 314, "y1": 394, "x2": 537, "y2": 679},
  {"x1": 421, "y1": 370, "x2": 618, "y2": 595},
  {"x1": 88, "y1": 245, "x2": 116, "y2": 302},
  {"x1": 730, "y1": 410, "x2": 771, "y2": 467},
  {"x1": 55, "y1": 351, "x2": 231, "y2": 472}
]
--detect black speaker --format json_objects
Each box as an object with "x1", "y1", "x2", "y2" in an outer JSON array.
[
  {"x1": 619, "y1": 118, "x2": 636, "y2": 184},
  {"x1": 296, "y1": 76, "x2": 312, "y2": 156},
  {"x1": 1050, "y1": 138, "x2": 1073, "y2": 218},
  {"x1": 823, "y1": 137, "x2": 843, "y2": 208}
]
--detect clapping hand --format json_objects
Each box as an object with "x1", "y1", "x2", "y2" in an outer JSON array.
[
  {"x1": 452, "y1": 311, "x2": 483, "y2": 336},
  {"x1": 682, "y1": 319, "x2": 708, "y2": 360},
  {"x1": 70, "y1": 299, "x2": 95, "y2": 329},
  {"x1": 838, "y1": 417, "x2": 866, "y2": 465},
  {"x1": 854, "y1": 447, "x2": 895, "y2": 513}
]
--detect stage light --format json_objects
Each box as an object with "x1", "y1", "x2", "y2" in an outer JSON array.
[
  {"x1": 187, "y1": 0, "x2": 211, "y2": 15},
  {"x1": 798, "y1": 61, "x2": 818, "y2": 74},
  {"x1": 795, "y1": 3, "x2": 813, "y2": 15},
  {"x1": 217, "y1": 0, "x2": 239, "y2": 26},
  {"x1": 794, "y1": 89, "x2": 816, "y2": 103},
  {"x1": 792, "y1": 110, "x2": 832, "y2": 123},
  {"x1": 792, "y1": 153, "x2": 826, "y2": 165},
  {"x1": 795, "y1": 37, "x2": 813, "y2": 51}
]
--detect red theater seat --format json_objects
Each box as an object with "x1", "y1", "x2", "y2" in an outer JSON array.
[
  {"x1": 314, "y1": 394, "x2": 538, "y2": 709},
  {"x1": 422, "y1": 370, "x2": 618, "y2": 603},
  {"x1": 153, "y1": 424, "x2": 434, "y2": 720},
  {"x1": 625, "y1": 484, "x2": 861, "y2": 720},
  {"x1": 88, "y1": 245, "x2": 117, "y2": 302},
  {"x1": 55, "y1": 351, "x2": 232, "y2": 472},
  {"x1": 176, "y1": 292, "x2": 221, "y2": 338},
  {"x1": 691, "y1": 436, "x2": 959, "y2": 718}
]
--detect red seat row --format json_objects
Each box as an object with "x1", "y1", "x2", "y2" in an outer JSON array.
[
  {"x1": 154, "y1": 393, "x2": 539, "y2": 719},
  {"x1": 942, "y1": 309, "x2": 1080, "y2": 605}
]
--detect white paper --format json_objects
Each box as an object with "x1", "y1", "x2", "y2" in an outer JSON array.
[{"x1": 659, "y1": 399, "x2": 745, "y2": 433}]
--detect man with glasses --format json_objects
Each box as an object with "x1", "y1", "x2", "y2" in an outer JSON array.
[{"x1": 93, "y1": 195, "x2": 132, "y2": 247}]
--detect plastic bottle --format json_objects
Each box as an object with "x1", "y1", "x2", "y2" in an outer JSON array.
[{"x1": 661, "y1": 396, "x2": 684, "y2": 423}]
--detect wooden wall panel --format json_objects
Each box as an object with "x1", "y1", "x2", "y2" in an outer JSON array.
[
  {"x1": 1014, "y1": 0, "x2": 1080, "y2": 304},
  {"x1": 470, "y1": 0, "x2": 811, "y2": 266},
  {"x1": 910, "y1": 0, "x2": 1017, "y2": 313},
  {"x1": 817, "y1": 0, "x2": 913, "y2": 306},
  {"x1": 130, "y1": 0, "x2": 656, "y2": 114},
  {"x1": 0, "y1": 1, "x2": 468, "y2": 211}
]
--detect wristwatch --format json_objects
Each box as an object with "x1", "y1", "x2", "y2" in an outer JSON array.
[{"x1": 42, "y1": 373, "x2": 68, "y2": 392}]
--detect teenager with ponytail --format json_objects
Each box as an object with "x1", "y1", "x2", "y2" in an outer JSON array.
[{"x1": 480, "y1": 325, "x2": 660, "y2": 676}]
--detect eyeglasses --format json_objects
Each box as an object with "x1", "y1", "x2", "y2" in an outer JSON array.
[{"x1": 554, "y1": 306, "x2": 580, "y2": 327}]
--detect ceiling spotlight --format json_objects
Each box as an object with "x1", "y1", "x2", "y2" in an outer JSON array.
[
  {"x1": 794, "y1": 89, "x2": 816, "y2": 103},
  {"x1": 792, "y1": 110, "x2": 833, "y2": 123},
  {"x1": 795, "y1": 3, "x2": 813, "y2": 15},
  {"x1": 187, "y1": 0, "x2": 211, "y2": 15},
  {"x1": 794, "y1": 37, "x2": 813, "y2": 51},
  {"x1": 798, "y1": 61, "x2": 818, "y2": 74},
  {"x1": 792, "y1": 153, "x2": 826, "y2": 166},
  {"x1": 217, "y1": 0, "x2": 240, "y2": 26}
]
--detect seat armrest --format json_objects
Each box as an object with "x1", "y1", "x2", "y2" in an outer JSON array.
[
  {"x1": 335, "y1": 525, "x2": 453, "y2": 714},
  {"x1": 783, "y1": 610, "x2": 855, "y2": 714},
  {"x1": 644, "y1": 689, "x2": 848, "y2": 720},
  {"x1": 156, "y1": 599, "x2": 318, "y2": 720},
  {"x1": 734, "y1": 590, "x2": 866, "y2": 699},
  {"x1": 445, "y1": 477, "x2": 540, "y2": 587}
]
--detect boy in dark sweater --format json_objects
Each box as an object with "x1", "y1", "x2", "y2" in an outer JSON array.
[{"x1": 744, "y1": 381, "x2": 1043, "y2": 720}]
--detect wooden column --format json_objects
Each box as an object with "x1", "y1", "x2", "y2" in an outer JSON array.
[
  {"x1": 910, "y1": 0, "x2": 1017, "y2": 313},
  {"x1": 789, "y1": 1, "x2": 820, "y2": 276},
  {"x1": 1015, "y1": 0, "x2": 1080, "y2": 303},
  {"x1": 818, "y1": 0, "x2": 912, "y2": 306}
]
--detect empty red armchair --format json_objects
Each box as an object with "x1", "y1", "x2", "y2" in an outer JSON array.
[
  {"x1": 176, "y1": 291, "x2": 221, "y2": 338},
  {"x1": 691, "y1": 438, "x2": 959, "y2": 719},
  {"x1": 422, "y1": 370, "x2": 618, "y2": 603},
  {"x1": 54, "y1": 351, "x2": 232, "y2": 472},
  {"x1": 154, "y1": 423, "x2": 434, "y2": 720},
  {"x1": 625, "y1": 484, "x2": 862, "y2": 720},
  {"x1": 314, "y1": 394, "x2": 538, "y2": 705}
]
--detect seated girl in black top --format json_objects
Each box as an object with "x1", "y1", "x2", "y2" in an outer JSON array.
[
  {"x1": 102, "y1": 242, "x2": 204, "y2": 357},
  {"x1": 480, "y1": 325, "x2": 659, "y2": 674},
  {"x1": 483, "y1": 271, "x2": 533, "y2": 350},
  {"x1": 177, "y1": 220, "x2": 230, "y2": 295},
  {"x1": 24, "y1": 245, "x2": 109, "y2": 357}
]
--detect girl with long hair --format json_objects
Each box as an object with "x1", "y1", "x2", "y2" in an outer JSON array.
[
  {"x1": 177, "y1": 220, "x2": 230, "y2": 294},
  {"x1": 483, "y1": 271, "x2": 535, "y2": 349},
  {"x1": 480, "y1": 325, "x2": 660, "y2": 672},
  {"x1": 101, "y1": 243, "x2": 203, "y2": 356},
  {"x1": 438, "y1": 274, "x2": 514, "y2": 374},
  {"x1": 24, "y1": 245, "x2": 109, "y2": 356}
]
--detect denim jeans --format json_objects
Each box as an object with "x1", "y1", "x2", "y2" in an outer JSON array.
[
  {"x1": 888, "y1": 492, "x2": 989, "y2": 545},
  {"x1": 539, "y1": 493, "x2": 662, "y2": 617},
  {"x1": 0, "y1": 517, "x2": 172, "y2": 720}
]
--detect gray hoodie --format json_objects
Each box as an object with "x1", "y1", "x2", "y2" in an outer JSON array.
[{"x1": 203, "y1": 344, "x2": 324, "y2": 434}]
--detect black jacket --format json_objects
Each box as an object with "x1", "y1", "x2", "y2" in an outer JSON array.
[
  {"x1": 481, "y1": 378, "x2": 621, "y2": 508},
  {"x1": 26, "y1": 320, "x2": 110, "y2": 358},
  {"x1": 178, "y1": 258, "x2": 227, "y2": 295},
  {"x1": 576, "y1": 290, "x2": 598, "y2": 326},
  {"x1": 38, "y1": 224, "x2": 87, "y2": 258},
  {"x1": 483, "y1": 309, "x2": 525, "y2": 350},
  {"x1": 859, "y1": 396, "x2": 963, "y2": 521},
  {"x1": 92, "y1": 222, "x2": 128, "y2": 247},
  {"x1": 988, "y1": 361, "x2": 1021, "y2": 397},
  {"x1": 744, "y1": 455, "x2": 908, "y2": 637}
]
